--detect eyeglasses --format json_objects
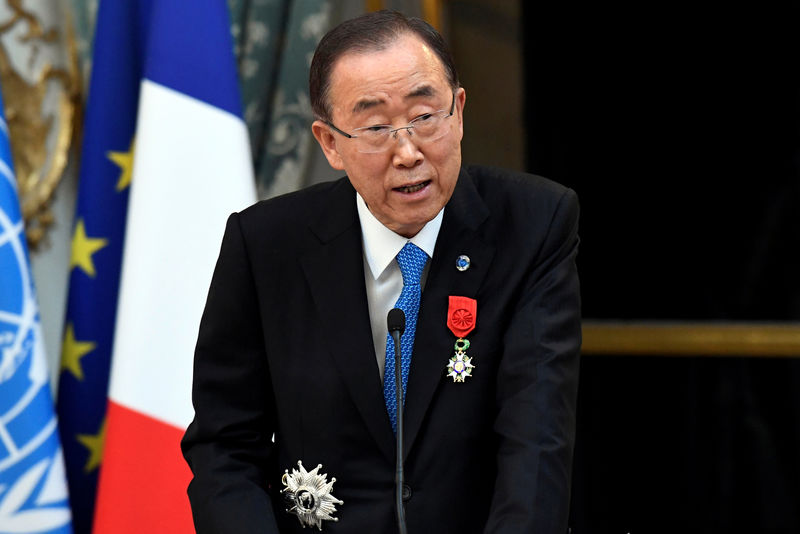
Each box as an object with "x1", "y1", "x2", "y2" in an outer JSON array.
[{"x1": 324, "y1": 93, "x2": 456, "y2": 154}]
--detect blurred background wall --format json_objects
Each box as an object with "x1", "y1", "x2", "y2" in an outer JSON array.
[{"x1": 519, "y1": 3, "x2": 800, "y2": 531}]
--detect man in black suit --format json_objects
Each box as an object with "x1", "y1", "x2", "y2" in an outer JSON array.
[{"x1": 182, "y1": 10, "x2": 580, "y2": 534}]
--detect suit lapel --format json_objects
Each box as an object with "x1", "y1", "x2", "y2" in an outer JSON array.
[
  {"x1": 300, "y1": 179, "x2": 395, "y2": 464},
  {"x1": 404, "y1": 169, "x2": 496, "y2": 459}
]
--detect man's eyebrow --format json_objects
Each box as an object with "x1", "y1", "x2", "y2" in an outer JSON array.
[
  {"x1": 350, "y1": 86, "x2": 438, "y2": 114},
  {"x1": 404, "y1": 85, "x2": 436, "y2": 99},
  {"x1": 352, "y1": 98, "x2": 383, "y2": 114}
]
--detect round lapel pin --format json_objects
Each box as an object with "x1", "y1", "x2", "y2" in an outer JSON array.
[{"x1": 456, "y1": 255, "x2": 470, "y2": 271}]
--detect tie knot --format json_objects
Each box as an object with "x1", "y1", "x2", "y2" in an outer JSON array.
[{"x1": 396, "y1": 242, "x2": 428, "y2": 286}]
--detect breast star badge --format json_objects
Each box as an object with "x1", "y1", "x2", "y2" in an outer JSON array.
[{"x1": 281, "y1": 461, "x2": 343, "y2": 530}]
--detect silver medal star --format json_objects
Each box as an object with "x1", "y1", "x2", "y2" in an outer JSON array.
[{"x1": 281, "y1": 461, "x2": 343, "y2": 530}]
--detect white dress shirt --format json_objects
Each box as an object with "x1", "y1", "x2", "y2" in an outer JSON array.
[{"x1": 355, "y1": 193, "x2": 443, "y2": 381}]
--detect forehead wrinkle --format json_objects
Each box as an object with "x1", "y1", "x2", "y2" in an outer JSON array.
[{"x1": 330, "y1": 35, "x2": 450, "y2": 121}]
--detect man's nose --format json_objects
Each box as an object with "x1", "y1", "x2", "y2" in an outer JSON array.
[{"x1": 391, "y1": 130, "x2": 423, "y2": 168}]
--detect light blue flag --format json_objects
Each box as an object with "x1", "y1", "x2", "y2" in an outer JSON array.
[{"x1": 0, "y1": 85, "x2": 73, "y2": 533}]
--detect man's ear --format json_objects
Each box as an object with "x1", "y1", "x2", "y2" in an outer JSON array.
[
  {"x1": 311, "y1": 120, "x2": 345, "y2": 170},
  {"x1": 455, "y1": 87, "x2": 466, "y2": 140}
]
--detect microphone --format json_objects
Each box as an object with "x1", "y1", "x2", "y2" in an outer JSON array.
[
  {"x1": 388, "y1": 308, "x2": 405, "y2": 338},
  {"x1": 387, "y1": 308, "x2": 408, "y2": 534}
]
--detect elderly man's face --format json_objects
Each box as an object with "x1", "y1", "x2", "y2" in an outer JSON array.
[{"x1": 312, "y1": 34, "x2": 466, "y2": 238}]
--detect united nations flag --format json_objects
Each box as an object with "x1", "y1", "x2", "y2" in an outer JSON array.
[{"x1": 0, "y1": 84, "x2": 73, "y2": 531}]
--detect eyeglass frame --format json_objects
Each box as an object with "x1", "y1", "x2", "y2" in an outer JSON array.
[{"x1": 323, "y1": 92, "x2": 456, "y2": 145}]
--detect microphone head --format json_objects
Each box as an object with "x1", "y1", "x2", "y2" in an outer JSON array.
[{"x1": 387, "y1": 308, "x2": 405, "y2": 334}]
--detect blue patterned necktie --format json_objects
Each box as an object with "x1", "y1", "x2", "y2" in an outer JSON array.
[{"x1": 384, "y1": 242, "x2": 429, "y2": 434}]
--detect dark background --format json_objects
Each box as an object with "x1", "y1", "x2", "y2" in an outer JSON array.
[{"x1": 519, "y1": 3, "x2": 800, "y2": 532}]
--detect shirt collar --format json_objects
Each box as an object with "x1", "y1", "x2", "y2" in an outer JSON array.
[{"x1": 356, "y1": 192, "x2": 443, "y2": 280}]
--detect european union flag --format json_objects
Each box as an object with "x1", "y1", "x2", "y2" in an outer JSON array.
[
  {"x1": 0, "y1": 83, "x2": 73, "y2": 532},
  {"x1": 55, "y1": 2, "x2": 152, "y2": 532}
]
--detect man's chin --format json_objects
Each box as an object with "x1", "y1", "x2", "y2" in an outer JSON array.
[{"x1": 386, "y1": 210, "x2": 442, "y2": 238}]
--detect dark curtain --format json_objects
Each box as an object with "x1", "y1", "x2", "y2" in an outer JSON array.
[{"x1": 521, "y1": 2, "x2": 800, "y2": 531}]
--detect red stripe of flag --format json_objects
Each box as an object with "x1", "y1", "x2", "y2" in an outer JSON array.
[{"x1": 93, "y1": 401, "x2": 193, "y2": 533}]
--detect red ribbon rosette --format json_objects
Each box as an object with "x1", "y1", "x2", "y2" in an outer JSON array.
[{"x1": 447, "y1": 296, "x2": 477, "y2": 338}]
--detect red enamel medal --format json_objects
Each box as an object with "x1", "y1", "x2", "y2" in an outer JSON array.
[{"x1": 446, "y1": 296, "x2": 476, "y2": 382}]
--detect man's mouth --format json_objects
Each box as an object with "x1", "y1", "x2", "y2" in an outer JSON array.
[{"x1": 394, "y1": 180, "x2": 430, "y2": 193}]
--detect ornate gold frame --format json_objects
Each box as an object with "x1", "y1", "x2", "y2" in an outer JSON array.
[
  {"x1": 582, "y1": 321, "x2": 800, "y2": 357},
  {"x1": 0, "y1": 1, "x2": 81, "y2": 248},
  {"x1": 365, "y1": 1, "x2": 443, "y2": 30}
]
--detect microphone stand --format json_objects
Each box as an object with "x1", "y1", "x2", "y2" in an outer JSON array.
[{"x1": 388, "y1": 309, "x2": 408, "y2": 534}]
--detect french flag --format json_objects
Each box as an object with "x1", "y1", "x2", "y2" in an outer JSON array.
[{"x1": 92, "y1": 1, "x2": 255, "y2": 532}]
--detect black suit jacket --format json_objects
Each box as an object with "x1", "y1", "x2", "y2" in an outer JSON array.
[{"x1": 182, "y1": 165, "x2": 581, "y2": 533}]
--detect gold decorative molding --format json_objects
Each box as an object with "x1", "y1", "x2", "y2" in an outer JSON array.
[
  {"x1": 0, "y1": 0, "x2": 82, "y2": 249},
  {"x1": 422, "y1": 0, "x2": 442, "y2": 30},
  {"x1": 362, "y1": 0, "x2": 443, "y2": 29},
  {"x1": 582, "y1": 321, "x2": 800, "y2": 357},
  {"x1": 365, "y1": 0, "x2": 383, "y2": 12}
]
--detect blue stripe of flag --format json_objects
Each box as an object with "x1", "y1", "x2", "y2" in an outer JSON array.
[{"x1": 144, "y1": 0, "x2": 242, "y2": 117}]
